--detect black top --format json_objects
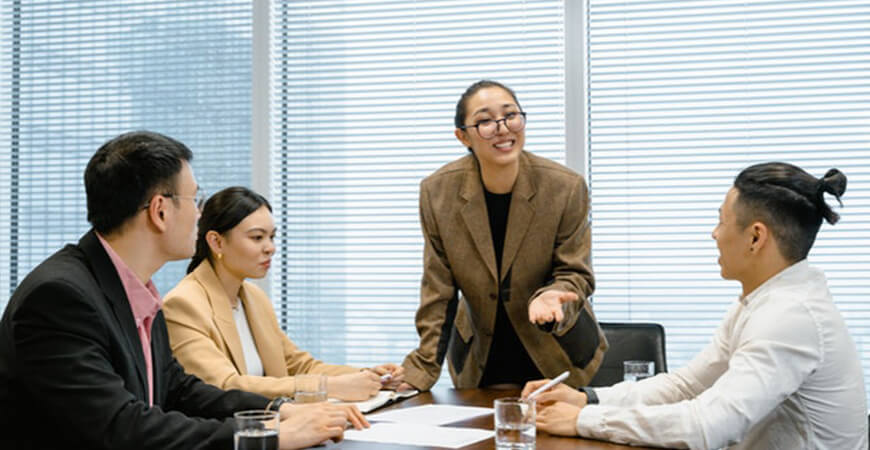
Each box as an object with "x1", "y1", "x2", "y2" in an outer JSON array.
[
  {"x1": 478, "y1": 189, "x2": 543, "y2": 386},
  {"x1": 485, "y1": 189, "x2": 511, "y2": 276}
]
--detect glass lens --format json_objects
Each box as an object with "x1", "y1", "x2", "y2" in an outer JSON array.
[
  {"x1": 477, "y1": 120, "x2": 497, "y2": 138},
  {"x1": 506, "y1": 112, "x2": 525, "y2": 131}
]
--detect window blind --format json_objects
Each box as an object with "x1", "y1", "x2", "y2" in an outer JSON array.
[
  {"x1": 0, "y1": 0, "x2": 253, "y2": 306},
  {"x1": 586, "y1": 0, "x2": 870, "y2": 404},
  {"x1": 269, "y1": 0, "x2": 567, "y2": 383}
]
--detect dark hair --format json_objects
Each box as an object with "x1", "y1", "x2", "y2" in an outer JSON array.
[
  {"x1": 733, "y1": 162, "x2": 846, "y2": 262},
  {"x1": 187, "y1": 186, "x2": 272, "y2": 273},
  {"x1": 455, "y1": 80, "x2": 522, "y2": 151},
  {"x1": 85, "y1": 131, "x2": 193, "y2": 234}
]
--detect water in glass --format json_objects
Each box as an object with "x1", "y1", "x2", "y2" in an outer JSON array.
[
  {"x1": 234, "y1": 429, "x2": 278, "y2": 450},
  {"x1": 495, "y1": 422, "x2": 535, "y2": 449},
  {"x1": 494, "y1": 397, "x2": 535, "y2": 450},
  {"x1": 294, "y1": 391, "x2": 327, "y2": 403}
]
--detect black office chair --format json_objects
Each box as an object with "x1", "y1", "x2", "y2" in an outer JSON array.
[{"x1": 588, "y1": 322, "x2": 667, "y2": 387}]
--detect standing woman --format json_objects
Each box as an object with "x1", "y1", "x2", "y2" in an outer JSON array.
[
  {"x1": 401, "y1": 80, "x2": 607, "y2": 391},
  {"x1": 163, "y1": 187, "x2": 404, "y2": 401}
]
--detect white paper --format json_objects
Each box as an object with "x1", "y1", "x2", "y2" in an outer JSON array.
[
  {"x1": 366, "y1": 404, "x2": 493, "y2": 425},
  {"x1": 343, "y1": 423, "x2": 493, "y2": 448}
]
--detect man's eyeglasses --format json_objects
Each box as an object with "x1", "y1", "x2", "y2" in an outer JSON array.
[
  {"x1": 142, "y1": 191, "x2": 207, "y2": 211},
  {"x1": 459, "y1": 111, "x2": 526, "y2": 139}
]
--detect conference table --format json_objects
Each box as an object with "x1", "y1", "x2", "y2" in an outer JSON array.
[{"x1": 334, "y1": 387, "x2": 662, "y2": 449}]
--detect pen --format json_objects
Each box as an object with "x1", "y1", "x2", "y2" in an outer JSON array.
[{"x1": 525, "y1": 370, "x2": 570, "y2": 400}]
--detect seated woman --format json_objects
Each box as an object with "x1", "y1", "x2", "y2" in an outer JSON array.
[{"x1": 163, "y1": 186, "x2": 404, "y2": 401}]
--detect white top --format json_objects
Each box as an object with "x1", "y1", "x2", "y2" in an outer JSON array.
[
  {"x1": 577, "y1": 260, "x2": 867, "y2": 450},
  {"x1": 232, "y1": 300, "x2": 265, "y2": 377}
]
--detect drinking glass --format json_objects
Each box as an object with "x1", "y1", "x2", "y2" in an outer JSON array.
[
  {"x1": 234, "y1": 410, "x2": 279, "y2": 450},
  {"x1": 294, "y1": 374, "x2": 328, "y2": 403},
  {"x1": 494, "y1": 397, "x2": 535, "y2": 449},
  {"x1": 623, "y1": 360, "x2": 655, "y2": 382}
]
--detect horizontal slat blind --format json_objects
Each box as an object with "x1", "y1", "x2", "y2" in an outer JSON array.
[
  {"x1": 586, "y1": 0, "x2": 870, "y2": 405},
  {"x1": 270, "y1": 0, "x2": 566, "y2": 384},
  {"x1": 0, "y1": 0, "x2": 253, "y2": 307}
]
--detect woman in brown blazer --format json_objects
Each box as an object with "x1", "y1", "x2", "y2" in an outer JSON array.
[
  {"x1": 163, "y1": 187, "x2": 404, "y2": 401},
  {"x1": 400, "y1": 80, "x2": 608, "y2": 391}
]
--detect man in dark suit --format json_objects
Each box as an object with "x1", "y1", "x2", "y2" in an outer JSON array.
[{"x1": 0, "y1": 131, "x2": 365, "y2": 450}]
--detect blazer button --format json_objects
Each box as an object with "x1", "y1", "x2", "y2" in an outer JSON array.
[{"x1": 489, "y1": 293, "x2": 496, "y2": 300}]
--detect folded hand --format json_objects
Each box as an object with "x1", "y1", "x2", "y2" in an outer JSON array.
[
  {"x1": 536, "y1": 401, "x2": 582, "y2": 437},
  {"x1": 370, "y1": 363, "x2": 406, "y2": 390},
  {"x1": 328, "y1": 371, "x2": 381, "y2": 401}
]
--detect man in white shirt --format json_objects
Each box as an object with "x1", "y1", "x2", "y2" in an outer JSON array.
[{"x1": 522, "y1": 162, "x2": 867, "y2": 449}]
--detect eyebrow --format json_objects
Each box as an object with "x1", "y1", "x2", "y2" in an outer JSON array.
[
  {"x1": 471, "y1": 103, "x2": 518, "y2": 117},
  {"x1": 245, "y1": 227, "x2": 275, "y2": 234}
]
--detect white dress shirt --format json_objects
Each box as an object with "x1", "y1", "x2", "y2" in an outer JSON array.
[
  {"x1": 232, "y1": 300, "x2": 265, "y2": 377},
  {"x1": 577, "y1": 260, "x2": 867, "y2": 449}
]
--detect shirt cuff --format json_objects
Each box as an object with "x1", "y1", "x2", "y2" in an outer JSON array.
[{"x1": 576, "y1": 404, "x2": 607, "y2": 438}]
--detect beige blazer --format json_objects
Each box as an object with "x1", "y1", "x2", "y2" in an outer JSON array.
[
  {"x1": 163, "y1": 260, "x2": 357, "y2": 398},
  {"x1": 402, "y1": 152, "x2": 607, "y2": 390}
]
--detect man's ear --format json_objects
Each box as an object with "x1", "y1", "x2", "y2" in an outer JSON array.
[
  {"x1": 146, "y1": 194, "x2": 169, "y2": 232},
  {"x1": 749, "y1": 221, "x2": 769, "y2": 252}
]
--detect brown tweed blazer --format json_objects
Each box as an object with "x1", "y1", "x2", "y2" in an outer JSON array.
[{"x1": 402, "y1": 151, "x2": 607, "y2": 390}]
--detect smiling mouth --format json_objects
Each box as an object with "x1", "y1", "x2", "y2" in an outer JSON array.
[{"x1": 493, "y1": 140, "x2": 514, "y2": 150}]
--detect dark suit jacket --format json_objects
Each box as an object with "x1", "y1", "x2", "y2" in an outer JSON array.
[
  {"x1": 402, "y1": 152, "x2": 607, "y2": 390},
  {"x1": 0, "y1": 230, "x2": 270, "y2": 450}
]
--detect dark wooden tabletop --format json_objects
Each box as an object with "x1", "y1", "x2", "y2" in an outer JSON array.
[{"x1": 330, "y1": 387, "x2": 658, "y2": 449}]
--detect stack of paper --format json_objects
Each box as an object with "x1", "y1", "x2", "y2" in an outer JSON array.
[
  {"x1": 344, "y1": 404, "x2": 494, "y2": 448},
  {"x1": 366, "y1": 404, "x2": 492, "y2": 425},
  {"x1": 344, "y1": 423, "x2": 492, "y2": 449}
]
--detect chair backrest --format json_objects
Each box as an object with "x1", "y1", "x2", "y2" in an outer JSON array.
[{"x1": 588, "y1": 322, "x2": 667, "y2": 387}]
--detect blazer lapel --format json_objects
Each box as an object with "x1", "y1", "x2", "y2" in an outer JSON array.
[
  {"x1": 500, "y1": 153, "x2": 536, "y2": 281},
  {"x1": 459, "y1": 158, "x2": 498, "y2": 282},
  {"x1": 193, "y1": 262, "x2": 248, "y2": 374},
  {"x1": 79, "y1": 230, "x2": 149, "y2": 400},
  {"x1": 239, "y1": 286, "x2": 285, "y2": 377}
]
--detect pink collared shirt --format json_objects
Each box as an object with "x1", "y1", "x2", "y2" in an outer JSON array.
[{"x1": 97, "y1": 233, "x2": 162, "y2": 406}]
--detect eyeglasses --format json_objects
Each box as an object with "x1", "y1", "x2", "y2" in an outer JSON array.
[
  {"x1": 142, "y1": 190, "x2": 207, "y2": 211},
  {"x1": 459, "y1": 111, "x2": 526, "y2": 139}
]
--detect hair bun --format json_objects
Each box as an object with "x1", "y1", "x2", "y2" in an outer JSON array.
[
  {"x1": 820, "y1": 168, "x2": 847, "y2": 198},
  {"x1": 814, "y1": 168, "x2": 846, "y2": 225}
]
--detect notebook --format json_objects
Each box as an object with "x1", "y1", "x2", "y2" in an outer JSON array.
[{"x1": 341, "y1": 389, "x2": 420, "y2": 414}]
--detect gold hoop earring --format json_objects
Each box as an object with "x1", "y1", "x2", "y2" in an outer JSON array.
[{"x1": 216, "y1": 253, "x2": 223, "y2": 260}]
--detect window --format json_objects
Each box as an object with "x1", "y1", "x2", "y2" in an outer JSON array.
[
  {"x1": 269, "y1": 0, "x2": 567, "y2": 381},
  {"x1": 0, "y1": 0, "x2": 253, "y2": 306},
  {"x1": 585, "y1": 0, "x2": 870, "y2": 405}
]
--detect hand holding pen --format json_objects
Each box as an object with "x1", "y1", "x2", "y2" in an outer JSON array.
[
  {"x1": 521, "y1": 371, "x2": 588, "y2": 407},
  {"x1": 523, "y1": 371, "x2": 570, "y2": 401},
  {"x1": 370, "y1": 363, "x2": 405, "y2": 390}
]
